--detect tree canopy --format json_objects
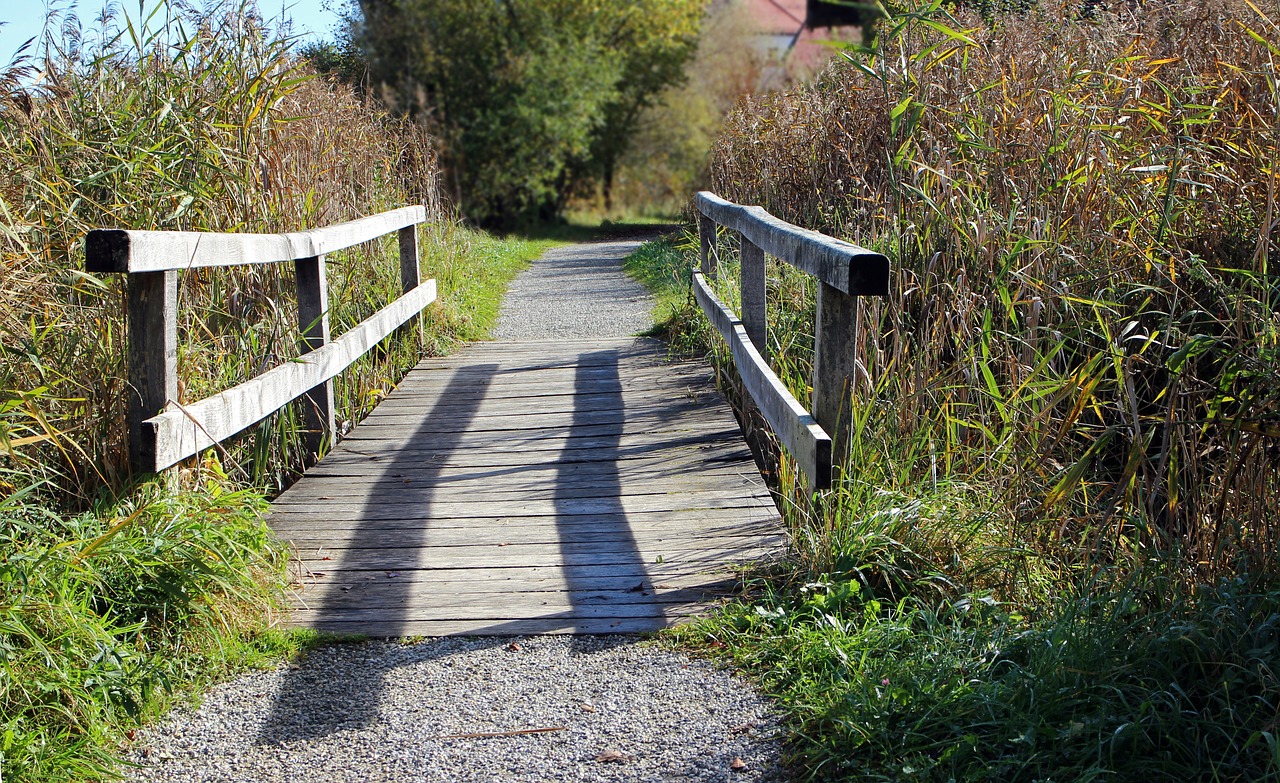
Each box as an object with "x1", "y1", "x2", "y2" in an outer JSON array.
[{"x1": 352, "y1": 0, "x2": 703, "y2": 226}]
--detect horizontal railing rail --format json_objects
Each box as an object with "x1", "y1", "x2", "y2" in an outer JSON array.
[
  {"x1": 85, "y1": 206, "x2": 435, "y2": 474},
  {"x1": 694, "y1": 191, "x2": 889, "y2": 489}
]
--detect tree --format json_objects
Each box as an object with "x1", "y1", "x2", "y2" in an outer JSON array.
[{"x1": 352, "y1": 0, "x2": 701, "y2": 226}]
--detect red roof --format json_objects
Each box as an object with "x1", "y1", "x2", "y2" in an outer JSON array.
[
  {"x1": 751, "y1": 0, "x2": 807, "y2": 34},
  {"x1": 742, "y1": 0, "x2": 854, "y2": 79}
]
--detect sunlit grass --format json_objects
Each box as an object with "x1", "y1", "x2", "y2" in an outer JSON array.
[
  {"x1": 0, "y1": 2, "x2": 554, "y2": 779},
  {"x1": 637, "y1": 0, "x2": 1280, "y2": 777}
]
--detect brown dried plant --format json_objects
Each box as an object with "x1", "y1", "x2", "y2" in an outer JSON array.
[
  {"x1": 0, "y1": 1, "x2": 440, "y2": 498},
  {"x1": 710, "y1": 0, "x2": 1280, "y2": 583}
]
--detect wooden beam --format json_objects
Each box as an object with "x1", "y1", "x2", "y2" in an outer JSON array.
[
  {"x1": 127, "y1": 270, "x2": 177, "y2": 475},
  {"x1": 398, "y1": 223, "x2": 423, "y2": 343},
  {"x1": 698, "y1": 211, "x2": 717, "y2": 277},
  {"x1": 295, "y1": 254, "x2": 334, "y2": 465},
  {"x1": 739, "y1": 235, "x2": 767, "y2": 355},
  {"x1": 813, "y1": 281, "x2": 859, "y2": 466},
  {"x1": 692, "y1": 272, "x2": 831, "y2": 488},
  {"x1": 695, "y1": 191, "x2": 888, "y2": 296},
  {"x1": 144, "y1": 280, "x2": 437, "y2": 471},
  {"x1": 85, "y1": 206, "x2": 426, "y2": 273}
]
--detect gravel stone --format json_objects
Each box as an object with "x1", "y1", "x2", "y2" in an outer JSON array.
[
  {"x1": 492, "y1": 240, "x2": 655, "y2": 339},
  {"x1": 125, "y1": 241, "x2": 788, "y2": 782},
  {"x1": 126, "y1": 636, "x2": 786, "y2": 782}
]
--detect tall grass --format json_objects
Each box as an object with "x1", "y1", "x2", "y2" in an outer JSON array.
[
  {"x1": 0, "y1": 3, "x2": 553, "y2": 779},
  {"x1": 1, "y1": 0, "x2": 441, "y2": 498},
  {"x1": 649, "y1": 0, "x2": 1280, "y2": 777},
  {"x1": 710, "y1": 0, "x2": 1280, "y2": 583}
]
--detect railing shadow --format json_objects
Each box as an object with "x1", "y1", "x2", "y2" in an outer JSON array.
[
  {"x1": 257, "y1": 362, "x2": 499, "y2": 743},
  {"x1": 257, "y1": 346, "x2": 713, "y2": 745}
]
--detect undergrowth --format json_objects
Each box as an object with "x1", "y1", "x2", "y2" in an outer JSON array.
[
  {"x1": 640, "y1": 0, "x2": 1280, "y2": 777},
  {"x1": 0, "y1": 2, "x2": 550, "y2": 779}
]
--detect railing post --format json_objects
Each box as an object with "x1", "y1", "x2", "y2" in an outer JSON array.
[
  {"x1": 296, "y1": 254, "x2": 334, "y2": 465},
  {"x1": 739, "y1": 235, "x2": 767, "y2": 356},
  {"x1": 699, "y1": 212, "x2": 717, "y2": 277},
  {"x1": 126, "y1": 270, "x2": 178, "y2": 475},
  {"x1": 398, "y1": 224, "x2": 423, "y2": 343},
  {"x1": 813, "y1": 282, "x2": 859, "y2": 473}
]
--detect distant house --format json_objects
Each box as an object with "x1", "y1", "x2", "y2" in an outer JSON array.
[{"x1": 742, "y1": 0, "x2": 856, "y2": 87}]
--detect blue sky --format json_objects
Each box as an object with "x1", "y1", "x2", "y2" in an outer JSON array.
[{"x1": 0, "y1": 0, "x2": 347, "y2": 63}]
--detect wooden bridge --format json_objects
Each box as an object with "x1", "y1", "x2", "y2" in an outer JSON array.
[{"x1": 85, "y1": 195, "x2": 886, "y2": 636}]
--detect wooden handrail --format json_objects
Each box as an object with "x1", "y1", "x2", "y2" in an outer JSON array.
[
  {"x1": 85, "y1": 206, "x2": 425, "y2": 273},
  {"x1": 693, "y1": 191, "x2": 889, "y2": 489},
  {"x1": 85, "y1": 206, "x2": 435, "y2": 474}
]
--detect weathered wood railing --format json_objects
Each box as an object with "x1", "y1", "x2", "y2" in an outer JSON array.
[
  {"x1": 694, "y1": 191, "x2": 889, "y2": 489},
  {"x1": 85, "y1": 206, "x2": 436, "y2": 475}
]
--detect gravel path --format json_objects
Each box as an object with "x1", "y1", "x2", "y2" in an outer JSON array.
[
  {"x1": 125, "y1": 239, "x2": 788, "y2": 782},
  {"x1": 127, "y1": 637, "x2": 784, "y2": 782},
  {"x1": 492, "y1": 240, "x2": 655, "y2": 339}
]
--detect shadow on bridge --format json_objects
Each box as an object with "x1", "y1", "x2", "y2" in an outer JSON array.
[{"x1": 257, "y1": 349, "x2": 664, "y2": 743}]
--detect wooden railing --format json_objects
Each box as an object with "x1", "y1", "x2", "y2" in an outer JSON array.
[
  {"x1": 693, "y1": 191, "x2": 889, "y2": 489},
  {"x1": 85, "y1": 206, "x2": 436, "y2": 475}
]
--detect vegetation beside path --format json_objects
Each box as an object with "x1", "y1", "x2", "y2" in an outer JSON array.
[
  {"x1": 0, "y1": 6, "x2": 554, "y2": 780},
  {"x1": 628, "y1": 0, "x2": 1280, "y2": 778}
]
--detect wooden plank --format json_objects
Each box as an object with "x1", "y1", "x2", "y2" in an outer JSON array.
[
  {"x1": 288, "y1": 617, "x2": 677, "y2": 636},
  {"x1": 85, "y1": 206, "x2": 426, "y2": 273},
  {"x1": 814, "y1": 280, "x2": 858, "y2": 468},
  {"x1": 287, "y1": 543, "x2": 778, "y2": 571},
  {"x1": 338, "y1": 411, "x2": 717, "y2": 438},
  {"x1": 345, "y1": 403, "x2": 714, "y2": 431},
  {"x1": 269, "y1": 504, "x2": 776, "y2": 531},
  {"x1": 266, "y1": 492, "x2": 770, "y2": 519},
  {"x1": 340, "y1": 419, "x2": 737, "y2": 447},
  {"x1": 291, "y1": 582, "x2": 736, "y2": 602},
  {"x1": 279, "y1": 522, "x2": 779, "y2": 548},
  {"x1": 145, "y1": 279, "x2": 437, "y2": 470},
  {"x1": 295, "y1": 253, "x2": 334, "y2": 465},
  {"x1": 289, "y1": 602, "x2": 709, "y2": 622},
  {"x1": 695, "y1": 191, "x2": 888, "y2": 296},
  {"x1": 127, "y1": 270, "x2": 177, "y2": 475},
  {"x1": 301, "y1": 444, "x2": 757, "y2": 473},
  {"x1": 321, "y1": 429, "x2": 742, "y2": 459},
  {"x1": 390, "y1": 369, "x2": 713, "y2": 394},
  {"x1": 293, "y1": 562, "x2": 752, "y2": 593},
  {"x1": 273, "y1": 461, "x2": 759, "y2": 491},
  {"x1": 365, "y1": 387, "x2": 721, "y2": 415},
  {"x1": 693, "y1": 271, "x2": 831, "y2": 489},
  {"x1": 269, "y1": 472, "x2": 766, "y2": 504},
  {"x1": 291, "y1": 587, "x2": 733, "y2": 613},
  {"x1": 400, "y1": 363, "x2": 703, "y2": 384},
  {"x1": 289, "y1": 570, "x2": 741, "y2": 595}
]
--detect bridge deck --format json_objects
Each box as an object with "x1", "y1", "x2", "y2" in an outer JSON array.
[{"x1": 269, "y1": 337, "x2": 784, "y2": 636}]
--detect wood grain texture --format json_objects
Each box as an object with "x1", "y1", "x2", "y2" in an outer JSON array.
[
  {"x1": 127, "y1": 270, "x2": 177, "y2": 475},
  {"x1": 295, "y1": 254, "x2": 334, "y2": 465},
  {"x1": 146, "y1": 280, "x2": 437, "y2": 470},
  {"x1": 814, "y1": 280, "x2": 859, "y2": 468},
  {"x1": 692, "y1": 272, "x2": 832, "y2": 489},
  {"x1": 270, "y1": 336, "x2": 784, "y2": 636},
  {"x1": 695, "y1": 191, "x2": 889, "y2": 296},
  {"x1": 740, "y1": 235, "x2": 767, "y2": 355},
  {"x1": 85, "y1": 206, "x2": 426, "y2": 273}
]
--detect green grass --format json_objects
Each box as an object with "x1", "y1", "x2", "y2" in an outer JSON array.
[
  {"x1": 0, "y1": 221, "x2": 549, "y2": 782},
  {"x1": 676, "y1": 569, "x2": 1280, "y2": 781},
  {"x1": 620, "y1": 232, "x2": 703, "y2": 340},
  {"x1": 0, "y1": 469, "x2": 288, "y2": 782}
]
